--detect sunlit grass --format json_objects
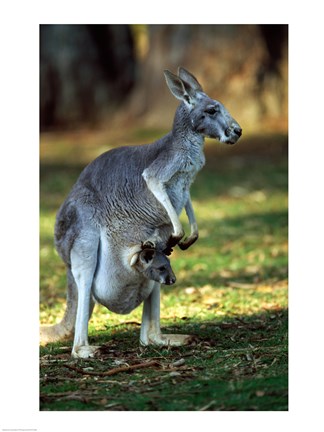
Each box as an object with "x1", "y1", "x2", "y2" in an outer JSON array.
[{"x1": 40, "y1": 132, "x2": 288, "y2": 410}]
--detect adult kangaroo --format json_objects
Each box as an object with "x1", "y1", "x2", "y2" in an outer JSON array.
[{"x1": 40, "y1": 68, "x2": 242, "y2": 358}]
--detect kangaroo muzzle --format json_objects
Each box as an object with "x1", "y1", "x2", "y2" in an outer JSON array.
[
  {"x1": 164, "y1": 274, "x2": 176, "y2": 285},
  {"x1": 224, "y1": 122, "x2": 242, "y2": 144}
]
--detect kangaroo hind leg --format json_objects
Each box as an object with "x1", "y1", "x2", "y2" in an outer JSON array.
[
  {"x1": 140, "y1": 282, "x2": 193, "y2": 346},
  {"x1": 70, "y1": 229, "x2": 100, "y2": 359}
]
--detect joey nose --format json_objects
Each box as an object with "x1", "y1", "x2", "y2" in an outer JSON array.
[{"x1": 234, "y1": 127, "x2": 242, "y2": 137}]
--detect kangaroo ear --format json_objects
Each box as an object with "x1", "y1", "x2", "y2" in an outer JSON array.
[
  {"x1": 139, "y1": 248, "x2": 156, "y2": 265},
  {"x1": 178, "y1": 67, "x2": 203, "y2": 92},
  {"x1": 164, "y1": 70, "x2": 194, "y2": 106}
]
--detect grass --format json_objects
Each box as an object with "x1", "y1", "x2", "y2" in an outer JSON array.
[{"x1": 40, "y1": 130, "x2": 288, "y2": 411}]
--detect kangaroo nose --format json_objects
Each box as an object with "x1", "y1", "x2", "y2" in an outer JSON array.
[
  {"x1": 234, "y1": 127, "x2": 242, "y2": 137},
  {"x1": 166, "y1": 275, "x2": 176, "y2": 285},
  {"x1": 225, "y1": 125, "x2": 242, "y2": 138}
]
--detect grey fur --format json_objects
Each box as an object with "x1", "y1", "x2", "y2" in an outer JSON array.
[{"x1": 40, "y1": 67, "x2": 242, "y2": 357}]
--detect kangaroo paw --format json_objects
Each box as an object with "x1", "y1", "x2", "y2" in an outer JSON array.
[
  {"x1": 165, "y1": 232, "x2": 184, "y2": 252},
  {"x1": 178, "y1": 233, "x2": 199, "y2": 250}
]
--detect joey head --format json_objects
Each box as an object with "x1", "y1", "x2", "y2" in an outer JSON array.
[{"x1": 131, "y1": 248, "x2": 176, "y2": 285}]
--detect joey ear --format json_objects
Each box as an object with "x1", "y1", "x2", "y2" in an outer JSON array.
[
  {"x1": 164, "y1": 70, "x2": 193, "y2": 105},
  {"x1": 139, "y1": 248, "x2": 156, "y2": 265},
  {"x1": 130, "y1": 252, "x2": 139, "y2": 267},
  {"x1": 178, "y1": 67, "x2": 203, "y2": 92}
]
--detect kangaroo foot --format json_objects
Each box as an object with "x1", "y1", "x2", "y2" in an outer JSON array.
[
  {"x1": 141, "y1": 333, "x2": 193, "y2": 347},
  {"x1": 72, "y1": 345, "x2": 100, "y2": 359}
]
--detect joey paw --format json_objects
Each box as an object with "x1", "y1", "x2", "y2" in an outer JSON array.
[
  {"x1": 163, "y1": 246, "x2": 173, "y2": 256},
  {"x1": 163, "y1": 235, "x2": 181, "y2": 255}
]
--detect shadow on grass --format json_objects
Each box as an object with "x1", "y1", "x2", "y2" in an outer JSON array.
[{"x1": 40, "y1": 308, "x2": 288, "y2": 411}]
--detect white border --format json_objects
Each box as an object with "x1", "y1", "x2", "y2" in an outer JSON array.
[{"x1": 2, "y1": 1, "x2": 323, "y2": 431}]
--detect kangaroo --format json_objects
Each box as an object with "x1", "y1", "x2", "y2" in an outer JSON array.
[{"x1": 40, "y1": 67, "x2": 242, "y2": 358}]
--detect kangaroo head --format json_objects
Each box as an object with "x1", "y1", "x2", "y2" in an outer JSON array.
[
  {"x1": 130, "y1": 248, "x2": 176, "y2": 285},
  {"x1": 164, "y1": 67, "x2": 242, "y2": 145}
]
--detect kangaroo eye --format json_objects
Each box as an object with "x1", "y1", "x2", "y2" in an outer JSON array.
[
  {"x1": 158, "y1": 266, "x2": 166, "y2": 271},
  {"x1": 205, "y1": 106, "x2": 219, "y2": 115}
]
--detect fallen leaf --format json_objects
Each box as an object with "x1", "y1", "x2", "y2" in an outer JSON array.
[
  {"x1": 171, "y1": 358, "x2": 186, "y2": 367},
  {"x1": 169, "y1": 371, "x2": 181, "y2": 377},
  {"x1": 245, "y1": 353, "x2": 253, "y2": 361},
  {"x1": 184, "y1": 287, "x2": 197, "y2": 294},
  {"x1": 199, "y1": 400, "x2": 216, "y2": 411}
]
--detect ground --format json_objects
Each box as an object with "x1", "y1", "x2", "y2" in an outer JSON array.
[{"x1": 40, "y1": 130, "x2": 288, "y2": 411}]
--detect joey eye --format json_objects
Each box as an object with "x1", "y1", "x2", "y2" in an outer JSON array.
[{"x1": 204, "y1": 106, "x2": 219, "y2": 115}]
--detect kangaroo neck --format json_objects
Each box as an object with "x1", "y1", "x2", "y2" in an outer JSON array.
[{"x1": 171, "y1": 103, "x2": 204, "y2": 147}]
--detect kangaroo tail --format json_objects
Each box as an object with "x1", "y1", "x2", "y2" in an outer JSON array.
[{"x1": 40, "y1": 268, "x2": 77, "y2": 345}]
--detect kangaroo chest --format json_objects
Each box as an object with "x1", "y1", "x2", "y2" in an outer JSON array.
[{"x1": 166, "y1": 147, "x2": 205, "y2": 211}]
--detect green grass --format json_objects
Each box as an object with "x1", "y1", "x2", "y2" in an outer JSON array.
[{"x1": 40, "y1": 131, "x2": 288, "y2": 411}]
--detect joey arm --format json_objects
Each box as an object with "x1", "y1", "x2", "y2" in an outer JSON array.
[{"x1": 178, "y1": 196, "x2": 199, "y2": 250}]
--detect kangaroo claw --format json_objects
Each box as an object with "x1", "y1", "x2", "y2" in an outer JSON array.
[{"x1": 178, "y1": 233, "x2": 199, "y2": 250}]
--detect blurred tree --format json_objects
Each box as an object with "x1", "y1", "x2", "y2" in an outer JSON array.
[
  {"x1": 259, "y1": 24, "x2": 288, "y2": 75},
  {"x1": 40, "y1": 24, "x2": 288, "y2": 133},
  {"x1": 256, "y1": 25, "x2": 288, "y2": 119},
  {"x1": 40, "y1": 24, "x2": 135, "y2": 130},
  {"x1": 127, "y1": 24, "x2": 288, "y2": 131}
]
